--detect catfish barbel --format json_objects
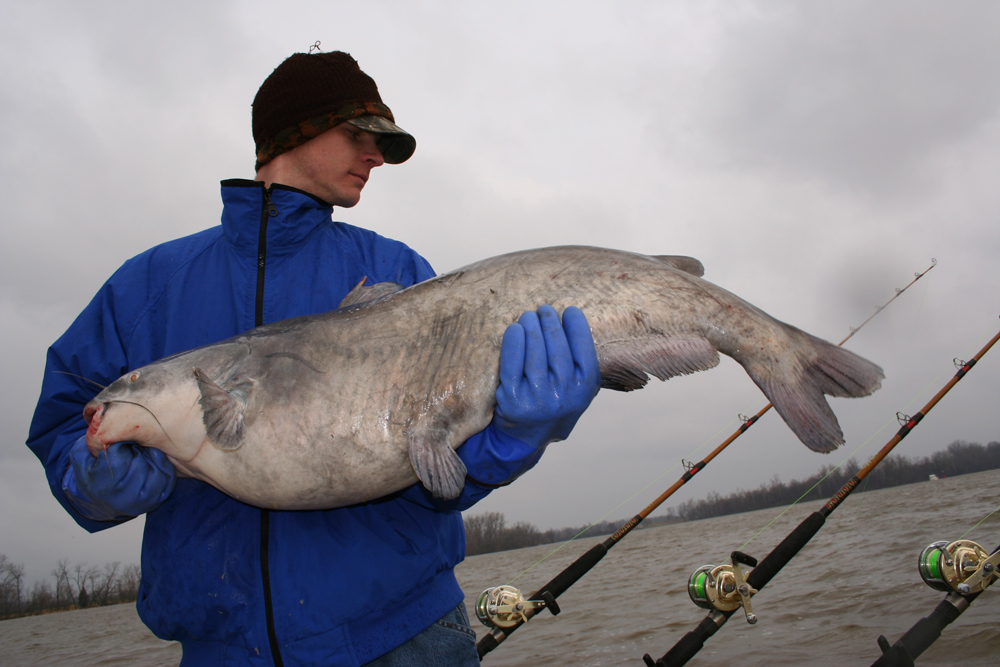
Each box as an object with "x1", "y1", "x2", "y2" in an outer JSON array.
[{"x1": 82, "y1": 246, "x2": 884, "y2": 510}]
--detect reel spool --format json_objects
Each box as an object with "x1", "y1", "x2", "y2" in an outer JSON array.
[
  {"x1": 688, "y1": 565, "x2": 740, "y2": 612},
  {"x1": 918, "y1": 539, "x2": 999, "y2": 595},
  {"x1": 475, "y1": 585, "x2": 556, "y2": 630},
  {"x1": 686, "y1": 551, "x2": 759, "y2": 623}
]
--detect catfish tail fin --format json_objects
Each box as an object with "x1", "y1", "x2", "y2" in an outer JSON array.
[{"x1": 752, "y1": 332, "x2": 883, "y2": 453}]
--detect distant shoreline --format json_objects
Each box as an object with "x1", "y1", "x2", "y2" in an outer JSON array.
[{"x1": 463, "y1": 439, "x2": 1000, "y2": 555}]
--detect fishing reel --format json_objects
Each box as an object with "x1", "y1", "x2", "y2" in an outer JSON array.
[
  {"x1": 918, "y1": 539, "x2": 999, "y2": 595},
  {"x1": 687, "y1": 551, "x2": 759, "y2": 624},
  {"x1": 475, "y1": 585, "x2": 560, "y2": 630},
  {"x1": 476, "y1": 586, "x2": 562, "y2": 630}
]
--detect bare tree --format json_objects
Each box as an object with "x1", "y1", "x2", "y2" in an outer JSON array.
[
  {"x1": 93, "y1": 561, "x2": 121, "y2": 606},
  {"x1": 27, "y1": 580, "x2": 55, "y2": 615},
  {"x1": 52, "y1": 557, "x2": 71, "y2": 609},
  {"x1": 71, "y1": 562, "x2": 99, "y2": 609},
  {"x1": 464, "y1": 511, "x2": 508, "y2": 555},
  {"x1": 0, "y1": 555, "x2": 25, "y2": 617},
  {"x1": 118, "y1": 563, "x2": 142, "y2": 602}
]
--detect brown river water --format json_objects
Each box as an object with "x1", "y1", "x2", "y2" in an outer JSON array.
[{"x1": 2, "y1": 469, "x2": 997, "y2": 666}]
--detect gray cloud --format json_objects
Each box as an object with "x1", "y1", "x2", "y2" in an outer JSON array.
[{"x1": 661, "y1": 2, "x2": 1000, "y2": 199}]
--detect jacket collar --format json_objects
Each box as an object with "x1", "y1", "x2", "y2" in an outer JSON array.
[{"x1": 219, "y1": 179, "x2": 333, "y2": 250}]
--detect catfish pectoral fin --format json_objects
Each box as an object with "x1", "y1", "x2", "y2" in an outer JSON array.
[
  {"x1": 195, "y1": 368, "x2": 248, "y2": 451},
  {"x1": 407, "y1": 426, "x2": 468, "y2": 500}
]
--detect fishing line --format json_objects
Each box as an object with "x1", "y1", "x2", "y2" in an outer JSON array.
[
  {"x1": 721, "y1": 259, "x2": 939, "y2": 548},
  {"x1": 959, "y1": 502, "x2": 1000, "y2": 541},
  {"x1": 501, "y1": 418, "x2": 740, "y2": 588},
  {"x1": 860, "y1": 271, "x2": 933, "y2": 496},
  {"x1": 503, "y1": 403, "x2": 794, "y2": 589},
  {"x1": 735, "y1": 334, "x2": 967, "y2": 553},
  {"x1": 886, "y1": 259, "x2": 935, "y2": 414},
  {"x1": 858, "y1": 467, "x2": 872, "y2": 491},
  {"x1": 903, "y1": 261, "x2": 932, "y2": 355}
]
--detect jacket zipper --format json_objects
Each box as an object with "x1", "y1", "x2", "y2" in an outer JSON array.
[
  {"x1": 255, "y1": 186, "x2": 284, "y2": 667},
  {"x1": 255, "y1": 187, "x2": 277, "y2": 327}
]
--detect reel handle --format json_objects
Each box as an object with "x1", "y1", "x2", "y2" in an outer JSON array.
[
  {"x1": 729, "y1": 552, "x2": 758, "y2": 624},
  {"x1": 686, "y1": 552, "x2": 759, "y2": 624}
]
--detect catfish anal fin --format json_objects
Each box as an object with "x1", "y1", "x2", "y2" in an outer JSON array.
[{"x1": 599, "y1": 336, "x2": 720, "y2": 392}]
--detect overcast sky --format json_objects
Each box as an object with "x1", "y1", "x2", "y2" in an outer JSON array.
[{"x1": 2, "y1": 0, "x2": 998, "y2": 588}]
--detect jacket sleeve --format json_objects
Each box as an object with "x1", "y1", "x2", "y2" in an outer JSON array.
[{"x1": 26, "y1": 279, "x2": 133, "y2": 533}]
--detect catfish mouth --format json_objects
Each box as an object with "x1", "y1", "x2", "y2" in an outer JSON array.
[
  {"x1": 83, "y1": 401, "x2": 103, "y2": 426},
  {"x1": 81, "y1": 398, "x2": 177, "y2": 457},
  {"x1": 83, "y1": 400, "x2": 107, "y2": 456}
]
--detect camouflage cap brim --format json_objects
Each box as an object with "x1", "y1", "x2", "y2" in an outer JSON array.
[
  {"x1": 255, "y1": 101, "x2": 417, "y2": 170},
  {"x1": 347, "y1": 115, "x2": 416, "y2": 164}
]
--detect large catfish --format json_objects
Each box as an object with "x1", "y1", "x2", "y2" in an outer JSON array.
[{"x1": 83, "y1": 246, "x2": 883, "y2": 510}]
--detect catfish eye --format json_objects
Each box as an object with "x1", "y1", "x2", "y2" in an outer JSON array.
[{"x1": 128, "y1": 371, "x2": 141, "y2": 383}]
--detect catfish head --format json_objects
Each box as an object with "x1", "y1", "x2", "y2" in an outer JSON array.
[{"x1": 83, "y1": 359, "x2": 208, "y2": 462}]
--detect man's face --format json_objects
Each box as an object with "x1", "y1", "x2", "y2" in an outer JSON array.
[{"x1": 279, "y1": 123, "x2": 386, "y2": 207}]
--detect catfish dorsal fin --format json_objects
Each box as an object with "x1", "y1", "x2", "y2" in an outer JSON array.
[
  {"x1": 195, "y1": 368, "x2": 250, "y2": 451},
  {"x1": 338, "y1": 278, "x2": 405, "y2": 308},
  {"x1": 653, "y1": 255, "x2": 705, "y2": 277}
]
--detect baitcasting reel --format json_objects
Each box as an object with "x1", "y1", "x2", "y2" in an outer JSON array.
[
  {"x1": 687, "y1": 551, "x2": 759, "y2": 624},
  {"x1": 475, "y1": 585, "x2": 560, "y2": 630},
  {"x1": 918, "y1": 539, "x2": 999, "y2": 595}
]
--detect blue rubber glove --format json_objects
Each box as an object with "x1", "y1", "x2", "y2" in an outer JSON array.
[
  {"x1": 62, "y1": 437, "x2": 177, "y2": 522},
  {"x1": 492, "y1": 305, "x2": 601, "y2": 449}
]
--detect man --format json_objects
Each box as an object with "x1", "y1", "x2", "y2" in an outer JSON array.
[{"x1": 27, "y1": 50, "x2": 600, "y2": 666}]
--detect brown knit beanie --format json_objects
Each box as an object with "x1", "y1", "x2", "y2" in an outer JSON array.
[{"x1": 252, "y1": 51, "x2": 416, "y2": 170}]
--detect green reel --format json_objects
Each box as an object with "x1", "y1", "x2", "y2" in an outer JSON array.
[
  {"x1": 918, "y1": 539, "x2": 998, "y2": 595},
  {"x1": 686, "y1": 551, "x2": 759, "y2": 623}
]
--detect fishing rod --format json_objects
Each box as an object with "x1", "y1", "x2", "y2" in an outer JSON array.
[
  {"x1": 474, "y1": 261, "x2": 938, "y2": 660},
  {"x1": 870, "y1": 539, "x2": 999, "y2": 666},
  {"x1": 642, "y1": 322, "x2": 1000, "y2": 667}
]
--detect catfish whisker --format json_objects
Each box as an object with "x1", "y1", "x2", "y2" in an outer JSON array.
[
  {"x1": 54, "y1": 371, "x2": 107, "y2": 390},
  {"x1": 103, "y1": 447, "x2": 116, "y2": 480}
]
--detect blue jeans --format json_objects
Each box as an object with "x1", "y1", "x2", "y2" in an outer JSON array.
[{"x1": 363, "y1": 604, "x2": 479, "y2": 666}]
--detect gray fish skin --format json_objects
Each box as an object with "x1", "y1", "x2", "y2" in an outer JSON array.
[{"x1": 82, "y1": 246, "x2": 884, "y2": 510}]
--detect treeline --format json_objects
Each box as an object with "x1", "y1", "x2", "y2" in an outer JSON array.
[
  {"x1": 675, "y1": 440, "x2": 1000, "y2": 522},
  {"x1": 0, "y1": 555, "x2": 140, "y2": 620},
  {"x1": 465, "y1": 511, "x2": 612, "y2": 556},
  {"x1": 464, "y1": 510, "x2": 681, "y2": 556},
  {"x1": 463, "y1": 440, "x2": 999, "y2": 555}
]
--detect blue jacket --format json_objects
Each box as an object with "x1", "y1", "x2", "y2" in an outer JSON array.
[{"x1": 27, "y1": 180, "x2": 542, "y2": 666}]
